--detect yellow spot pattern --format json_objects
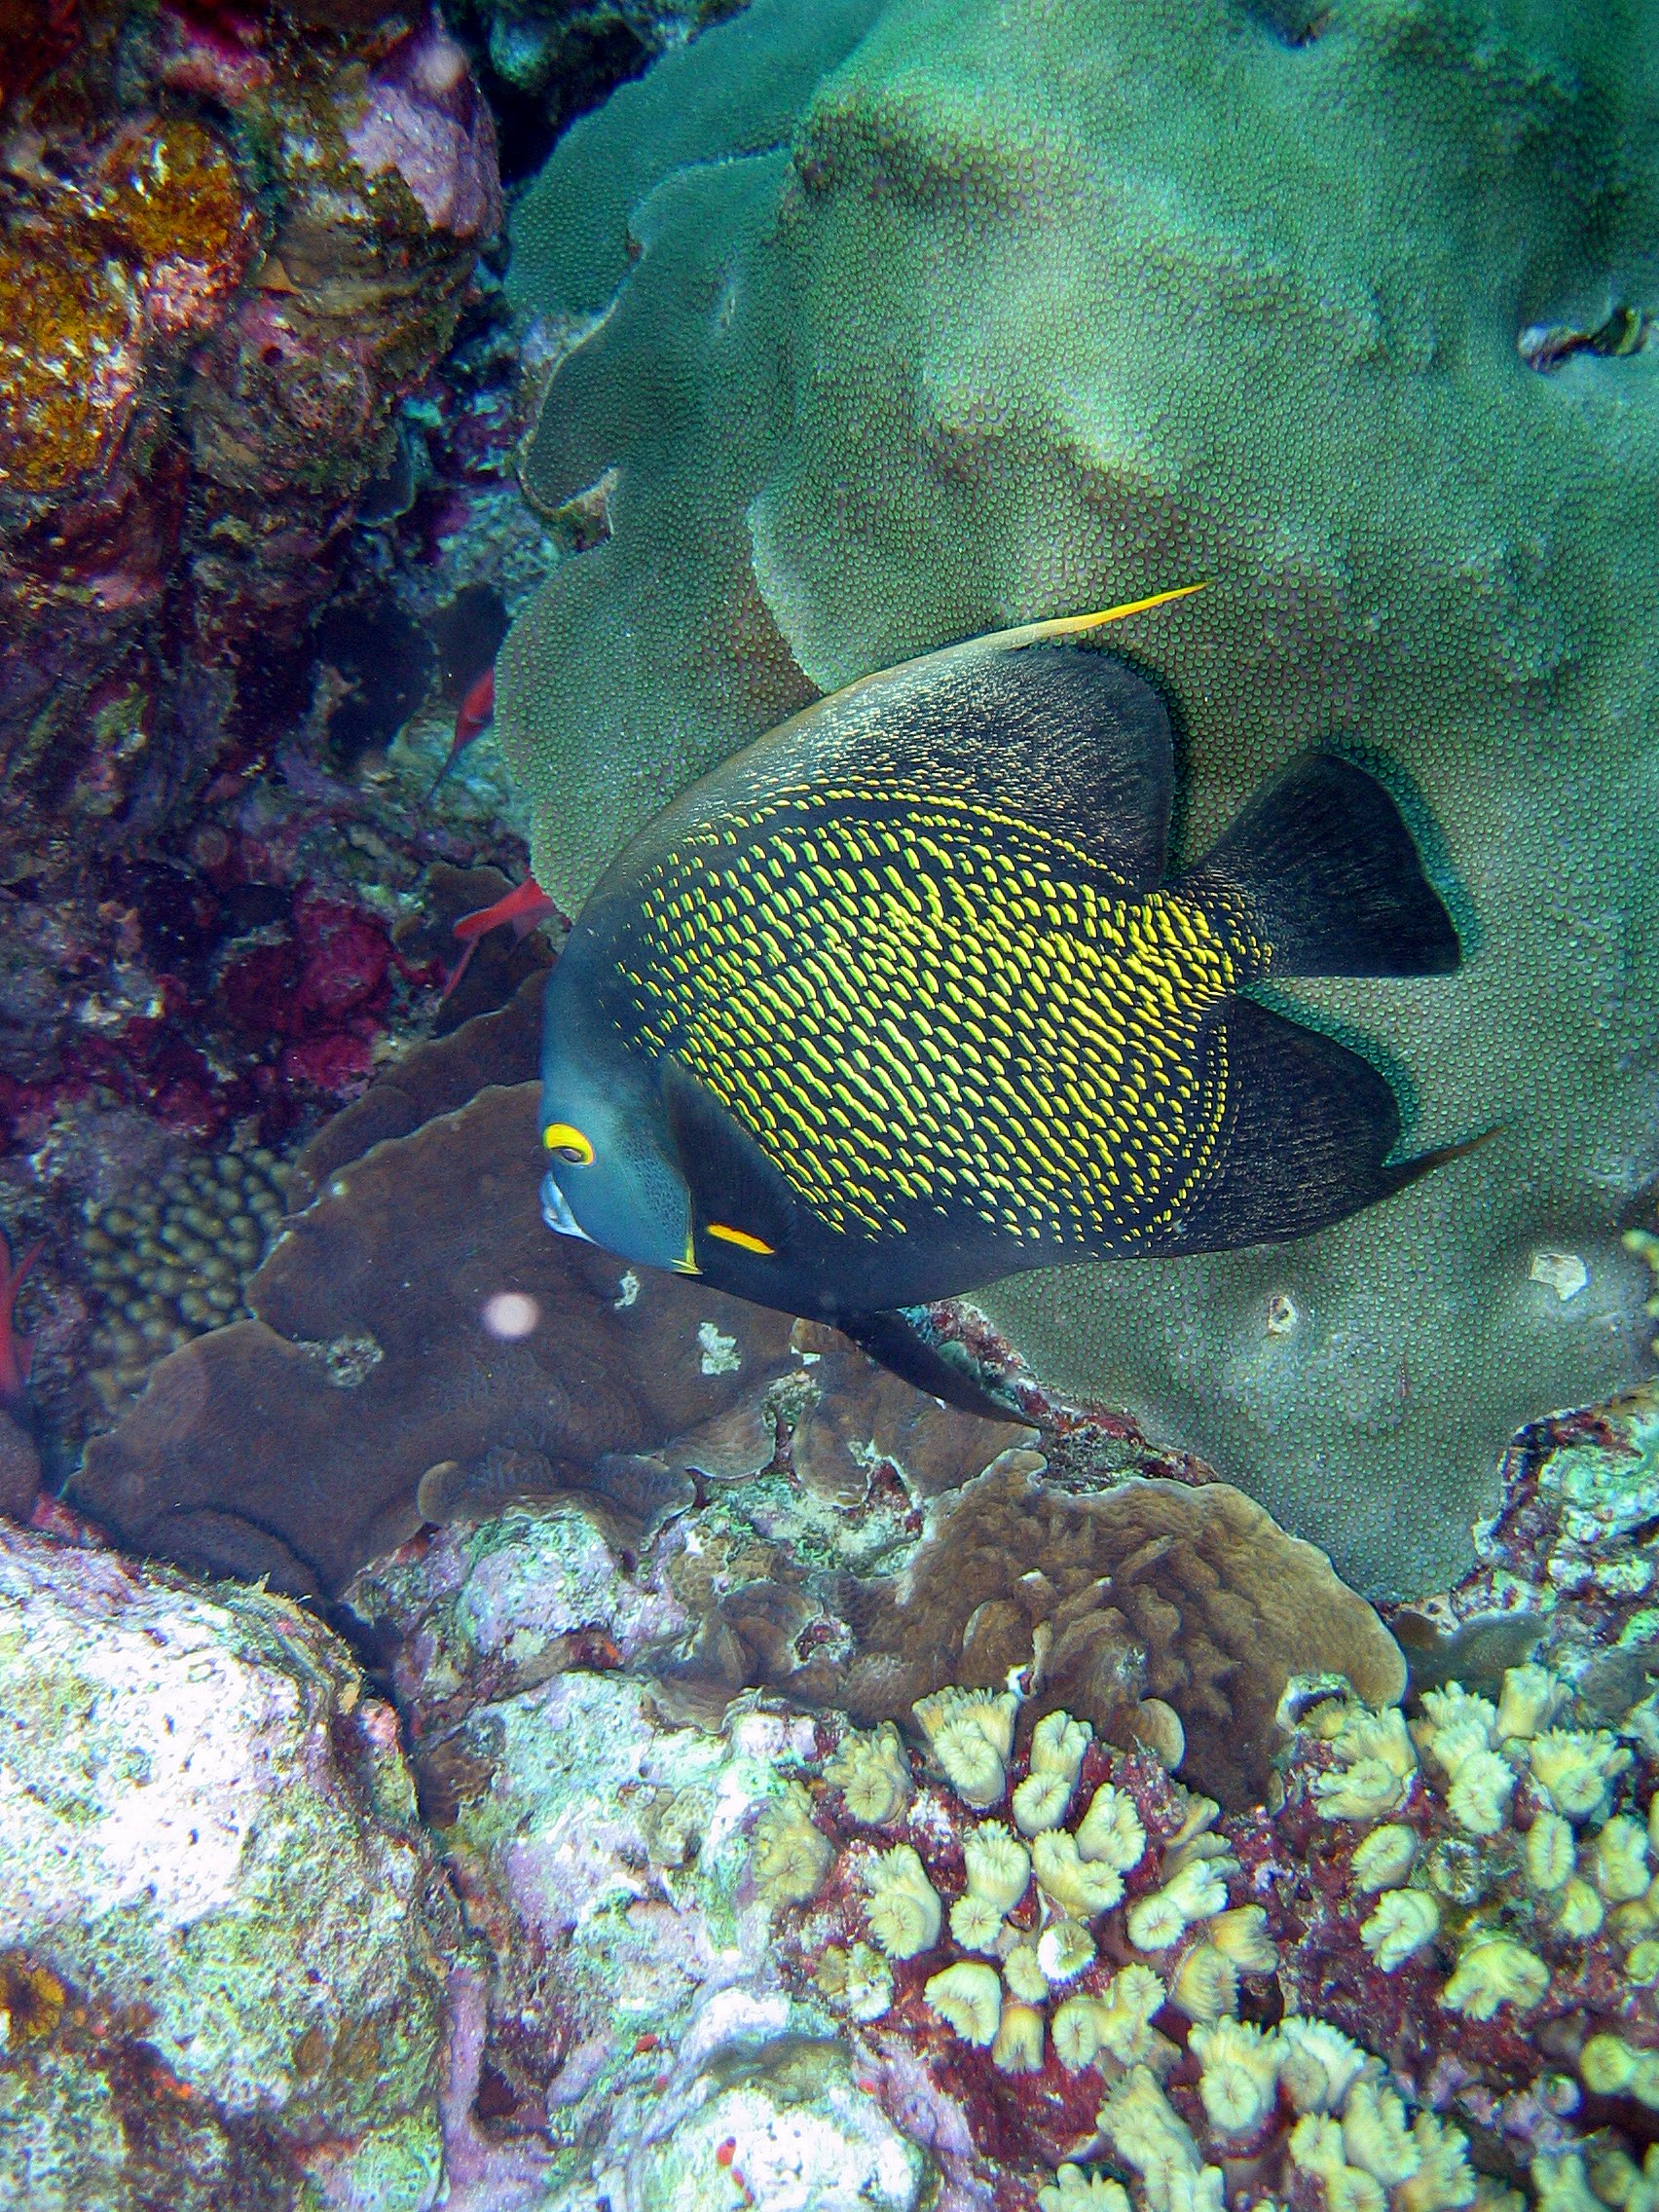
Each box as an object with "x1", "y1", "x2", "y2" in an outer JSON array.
[{"x1": 623, "y1": 772, "x2": 1270, "y2": 1244}]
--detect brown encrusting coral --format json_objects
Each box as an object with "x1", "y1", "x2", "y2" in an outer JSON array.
[
  {"x1": 834, "y1": 1455, "x2": 1407, "y2": 1808},
  {"x1": 73, "y1": 1081, "x2": 798, "y2": 1592}
]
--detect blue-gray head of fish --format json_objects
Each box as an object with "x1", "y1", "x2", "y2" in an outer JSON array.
[{"x1": 538, "y1": 947, "x2": 697, "y2": 1277}]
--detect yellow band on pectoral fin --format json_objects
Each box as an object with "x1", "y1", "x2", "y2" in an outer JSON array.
[{"x1": 706, "y1": 1222, "x2": 776, "y2": 1256}]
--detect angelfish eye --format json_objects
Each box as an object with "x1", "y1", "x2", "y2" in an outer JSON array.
[{"x1": 543, "y1": 1122, "x2": 595, "y2": 1166}]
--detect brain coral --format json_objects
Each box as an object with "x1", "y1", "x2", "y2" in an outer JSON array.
[{"x1": 498, "y1": 0, "x2": 1659, "y2": 1594}]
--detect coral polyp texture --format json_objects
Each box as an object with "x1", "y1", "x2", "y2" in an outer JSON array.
[
  {"x1": 753, "y1": 1654, "x2": 1659, "y2": 2210},
  {"x1": 831, "y1": 1453, "x2": 1406, "y2": 1808},
  {"x1": 1256, "y1": 1665, "x2": 1659, "y2": 2180},
  {"x1": 497, "y1": 0, "x2": 1659, "y2": 1593},
  {"x1": 758, "y1": 1682, "x2": 1483, "y2": 2209}
]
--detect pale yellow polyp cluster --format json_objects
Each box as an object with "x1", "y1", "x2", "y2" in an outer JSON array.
[
  {"x1": 1413, "y1": 1686, "x2": 1513, "y2": 1838},
  {"x1": 913, "y1": 1686, "x2": 1020, "y2": 1809},
  {"x1": 1014, "y1": 1711, "x2": 1092, "y2": 1835},
  {"x1": 912, "y1": 1700, "x2": 1178, "y2": 2072},
  {"x1": 1098, "y1": 2064, "x2": 1227, "y2": 2212},
  {"x1": 1577, "y1": 2032, "x2": 1659, "y2": 2108},
  {"x1": 751, "y1": 1780, "x2": 835, "y2": 1904},
  {"x1": 1039, "y1": 2167, "x2": 1132, "y2": 2212},
  {"x1": 1124, "y1": 1799, "x2": 1236, "y2": 1952},
  {"x1": 1533, "y1": 2143, "x2": 1659, "y2": 2212},
  {"x1": 794, "y1": 1690, "x2": 1506, "y2": 2212},
  {"x1": 823, "y1": 1721, "x2": 914, "y2": 1825},
  {"x1": 862, "y1": 1842, "x2": 942, "y2": 1959},
  {"x1": 1087, "y1": 2028, "x2": 1476, "y2": 2212},
  {"x1": 1051, "y1": 1962, "x2": 1165, "y2": 2071},
  {"x1": 1521, "y1": 1788, "x2": 1657, "y2": 1947},
  {"x1": 1360, "y1": 1888, "x2": 1440, "y2": 1971},
  {"x1": 1439, "y1": 1933, "x2": 1550, "y2": 2020},
  {"x1": 1305, "y1": 1666, "x2": 1659, "y2": 2028},
  {"x1": 812, "y1": 1937, "x2": 894, "y2": 2022},
  {"x1": 953, "y1": 1821, "x2": 1031, "y2": 1951},
  {"x1": 1529, "y1": 1730, "x2": 1634, "y2": 1824},
  {"x1": 1311, "y1": 1707, "x2": 1418, "y2": 1822},
  {"x1": 1285, "y1": 2056, "x2": 1477, "y2": 2212}
]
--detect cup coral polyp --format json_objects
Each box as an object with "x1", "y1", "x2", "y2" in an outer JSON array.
[
  {"x1": 754, "y1": 1654, "x2": 1659, "y2": 2208},
  {"x1": 1256, "y1": 1662, "x2": 1659, "y2": 2205}
]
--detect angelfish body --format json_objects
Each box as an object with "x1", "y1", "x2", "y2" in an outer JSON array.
[{"x1": 538, "y1": 611, "x2": 1463, "y2": 1328}]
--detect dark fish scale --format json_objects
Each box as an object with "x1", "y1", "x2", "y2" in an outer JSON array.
[
  {"x1": 541, "y1": 620, "x2": 1465, "y2": 1325},
  {"x1": 621, "y1": 787, "x2": 1256, "y2": 1248}
]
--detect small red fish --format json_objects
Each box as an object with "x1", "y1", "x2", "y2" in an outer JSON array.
[
  {"x1": 427, "y1": 665, "x2": 496, "y2": 799},
  {"x1": 0, "y1": 1230, "x2": 42, "y2": 1417},
  {"x1": 441, "y1": 874, "x2": 559, "y2": 1001}
]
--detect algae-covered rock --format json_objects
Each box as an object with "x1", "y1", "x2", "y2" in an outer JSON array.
[
  {"x1": 498, "y1": 0, "x2": 1659, "y2": 1594},
  {"x1": 393, "y1": 1646, "x2": 943, "y2": 2205},
  {"x1": 628, "y1": 2039, "x2": 935, "y2": 2210},
  {"x1": 0, "y1": 1524, "x2": 448, "y2": 2211}
]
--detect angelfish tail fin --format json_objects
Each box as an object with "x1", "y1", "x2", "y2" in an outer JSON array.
[
  {"x1": 1181, "y1": 752, "x2": 1460, "y2": 978},
  {"x1": 1161, "y1": 997, "x2": 1482, "y2": 1254}
]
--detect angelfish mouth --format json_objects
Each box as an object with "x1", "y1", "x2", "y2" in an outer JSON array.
[{"x1": 540, "y1": 1170, "x2": 595, "y2": 1243}]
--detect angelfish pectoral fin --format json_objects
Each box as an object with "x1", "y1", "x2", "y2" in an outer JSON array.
[{"x1": 838, "y1": 1309, "x2": 1028, "y2": 1423}]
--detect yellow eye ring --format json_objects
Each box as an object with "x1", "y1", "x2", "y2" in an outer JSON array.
[{"x1": 543, "y1": 1122, "x2": 594, "y2": 1166}]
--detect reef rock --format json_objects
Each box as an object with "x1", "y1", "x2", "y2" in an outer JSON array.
[
  {"x1": 0, "y1": 4, "x2": 499, "y2": 824},
  {"x1": 495, "y1": 0, "x2": 1659, "y2": 1595},
  {"x1": 0, "y1": 1521, "x2": 449, "y2": 2211},
  {"x1": 401, "y1": 1664, "x2": 938, "y2": 2206}
]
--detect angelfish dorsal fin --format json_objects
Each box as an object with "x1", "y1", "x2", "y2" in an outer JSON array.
[{"x1": 744, "y1": 629, "x2": 1181, "y2": 895}]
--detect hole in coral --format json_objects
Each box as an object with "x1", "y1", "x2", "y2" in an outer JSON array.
[
  {"x1": 1520, "y1": 305, "x2": 1653, "y2": 374},
  {"x1": 428, "y1": 580, "x2": 508, "y2": 702},
  {"x1": 1247, "y1": 0, "x2": 1333, "y2": 45},
  {"x1": 313, "y1": 589, "x2": 435, "y2": 771}
]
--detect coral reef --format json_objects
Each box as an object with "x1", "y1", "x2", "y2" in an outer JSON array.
[
  {"x1": 78, "y1": 1137, "x2": 293, "y2": 1415},
  {"x1": 0, "y1": 0, "x2": 556, "y2": 1468},
  {"x1": 0, "y1": 1518, "x2": 451, "y2": 2210},
  {"x1": 752, "y1": 1682, "x2": 1483, "y2": 2208},
  {"x1": 833, "y1": 1454, "x2": 1406, "y2": 1808},
  {"x1": 494, "y1": 0, "x2": 1659, "y2": 1594},
  {"x1": 737, "y1": 1639, "x2": 1659, "y2": 2208},
  {"x1": 1252, "y1": 1657, "x2": 1659, "y2": 2201},
  {"x1": 1, "y1": 2, "x2": 499, "y2": 775}
]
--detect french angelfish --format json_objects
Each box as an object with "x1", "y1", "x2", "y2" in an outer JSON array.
[{"x1": 537, "y1": 604, "x2": 1465, "y2": 1351}]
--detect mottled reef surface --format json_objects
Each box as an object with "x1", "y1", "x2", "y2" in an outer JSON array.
[{"x1": 3, "y1": 3, "x2": 1659, "y2": 2210}]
